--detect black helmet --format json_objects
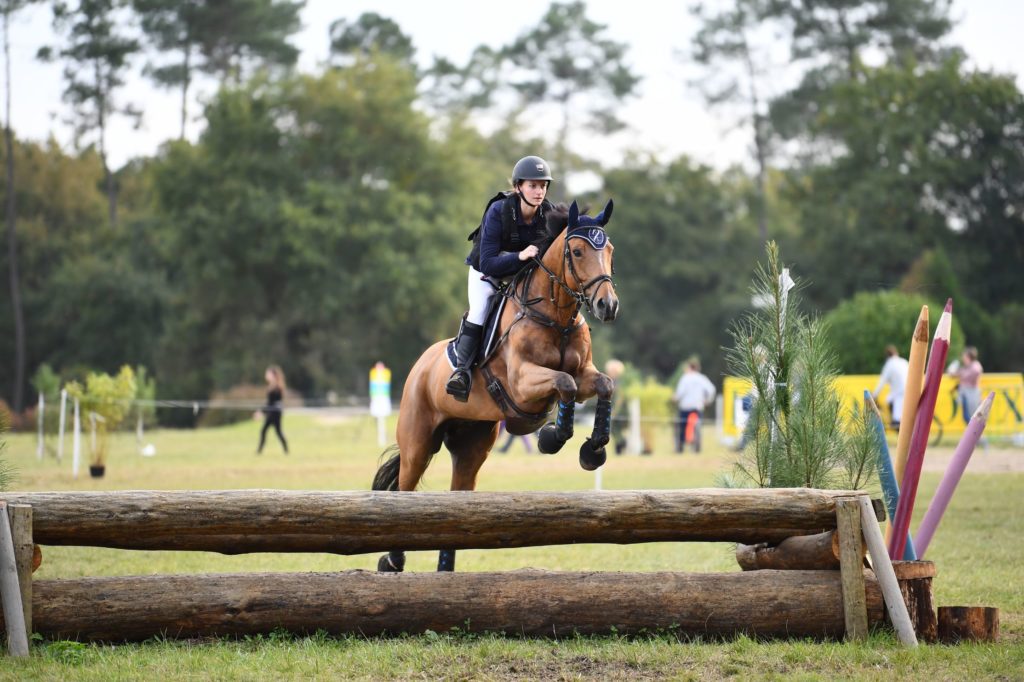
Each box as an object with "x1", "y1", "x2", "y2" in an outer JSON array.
[{"x1": 512, "y1": 155, "x2": 553, "y2": 184}]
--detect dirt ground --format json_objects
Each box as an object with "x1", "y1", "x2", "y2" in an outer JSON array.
[{"x1": 921, "y1": 445, "x2": 1024, "y2": 473}]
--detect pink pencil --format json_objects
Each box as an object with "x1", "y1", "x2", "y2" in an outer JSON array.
[
  {"x1": 914, "y1": 392, "x2": 994, "y2": 557},
  {"x1": 888, "y1": 298, "x2": 952, "y2": 560}
]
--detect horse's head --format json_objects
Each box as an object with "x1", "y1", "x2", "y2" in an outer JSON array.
[{"x1": 559, "y1": 199, "x2": 618, "y2": 322}]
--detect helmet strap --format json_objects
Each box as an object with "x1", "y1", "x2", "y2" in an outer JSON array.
[{"x1": 516, "y1": 181, "x2": 550, "y2": 209}]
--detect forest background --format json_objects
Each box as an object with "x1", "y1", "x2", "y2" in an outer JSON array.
[{"x1": 1, "y1": 0, "x2": 1021, "y2": 425}]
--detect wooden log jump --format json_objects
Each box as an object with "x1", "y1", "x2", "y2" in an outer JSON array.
[
  {"x1": 0, "y1": 489, "x2": 883, "y2": 555},
  {"x1": 0, "y1": 488, "x2": 917, "y2": 646},
  {"x1": 2, "y1": 570, "x2": 885, "y2": 642}
]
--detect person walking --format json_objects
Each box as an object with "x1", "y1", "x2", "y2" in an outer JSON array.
[
  {"x1": 672, "y1": 359, "x2": 716, "y2": 454},
  {"x1": 255, "y1": 365, "x2": 289, "y2": 455},
  {"x1": 873, "y1": 344, "x2": 909, "y2": 430}
]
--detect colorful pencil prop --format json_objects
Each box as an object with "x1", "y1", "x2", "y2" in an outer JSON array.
[
  {"x1": 886, "y1": 306, "x2": 929, "y2": 547},
  {"x1": 889, "y1": 299, "x2": 952, "y2": 560},
  {"x1": 914, "y1": 392, "x2": 994, "y2": 558},
  {"x1": 865, "y1": 392, "x2": 917, "y2": 560}
]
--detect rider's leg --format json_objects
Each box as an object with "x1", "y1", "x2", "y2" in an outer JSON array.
[{"x1": 446, "y1": 268, "x2": 491, "y2": 401}]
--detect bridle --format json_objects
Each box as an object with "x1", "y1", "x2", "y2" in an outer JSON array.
[{"x1": 529, "y1": 227, "x2": 614, "y2": 319}]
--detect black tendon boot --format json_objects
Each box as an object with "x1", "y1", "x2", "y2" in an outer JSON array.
[{"x1": 445, "y1": 319, "x2": 483, "y2": 402}]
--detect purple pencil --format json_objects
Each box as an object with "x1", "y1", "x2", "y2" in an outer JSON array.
[
  {"x1": 889, "y1": 299, "x2": 952, "y2": 560},
  {"x1": 914, "y1": 392, "x2": 994, "y2": 558}
]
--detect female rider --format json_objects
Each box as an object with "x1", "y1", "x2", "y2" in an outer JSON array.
[{"x1": 445, "y1": 155, "x2": 554, "y2": 401}]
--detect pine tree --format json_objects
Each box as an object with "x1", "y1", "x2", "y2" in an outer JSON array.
[{"x1": 724, "y1": 242, "x2": 876, "y2": 489}]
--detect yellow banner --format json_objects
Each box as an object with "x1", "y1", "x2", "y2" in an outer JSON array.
[{"x1": 721, "y1": 373, "x2": 1024, "y2": 441}]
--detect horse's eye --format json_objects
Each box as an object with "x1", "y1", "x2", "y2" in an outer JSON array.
[{"x1": 573, "y1": 248, "x2": 583, "y2": 258}]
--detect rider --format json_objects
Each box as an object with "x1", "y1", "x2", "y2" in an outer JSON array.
[{"x1": 445, "y1": 155, "x2": 555, "y2": 401}]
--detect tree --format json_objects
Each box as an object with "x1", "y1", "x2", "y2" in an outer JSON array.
[
  {"x1": 194, "y1": 0, "x2": 302, "y2": 85},
  {"x1": 39, "y1": 0, "x2": 140, "y2": 228},
  {"x1": 500, "y1": 1, "x2": 640, "y2": 186},
  {"x1": 329, "y1": 12, "x2": 414, "y2": 68},
  {"x1": 725, "y1": 242, "x2": 877, "y2": 489},
  {"x1": 133, "y1": 0, "x2": 304, "y2": 136},
  {"x1": 765, "y1": 0, "x2": 955, "y2": 145},
  {"x1": 782, "y1": 58, "x2": 1024, "y2": 312},
  {"x1": 602, "y1": 156, "x2": 758, "y2": 382},
  {"x1": 2, "y1": 0, "x2": 39, "y2": 411},
  {"x1": 689, "y1": 0, "x2": 775, "y2": 242}
]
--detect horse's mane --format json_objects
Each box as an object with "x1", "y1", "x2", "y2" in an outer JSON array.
[{"x1": 536, "y1": 202, "x2": 588, "y2": 253}]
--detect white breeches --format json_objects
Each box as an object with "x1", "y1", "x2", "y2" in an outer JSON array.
[{"x1": 467, "y1": 267, "x2": 497, "y2": 326}]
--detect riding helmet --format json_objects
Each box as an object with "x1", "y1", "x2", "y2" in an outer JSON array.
[{"x1": 512, "y1": 155, "x2": 553, "y2": 184}]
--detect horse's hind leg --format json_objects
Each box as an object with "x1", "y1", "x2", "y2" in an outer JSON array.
[
  {"x1": 436, "y1": 420, "x2": 500, "y2": 572},
  {"x1": 376, "y1": 412, "x2": 445, "y2": 573}
]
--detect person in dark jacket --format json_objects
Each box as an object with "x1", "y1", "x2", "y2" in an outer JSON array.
[
  {"x1": 445, "y1": 155, "x2": 554, "y2": 401},
  {"x1": 254, "y1": 365, "x2": 289, "y2": 454}
]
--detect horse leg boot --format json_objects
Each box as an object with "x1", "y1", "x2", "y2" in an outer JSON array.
[
  {"x1": 377, "y1": 551, "x2": 406, "y2": 572},
  {"x1": 437, "y1": 549, "x2": 456, "y2": 572},
  {"x1": 579, "y1": 397, "x2": 612, "y2": 471},
  {"x1": 537, "y1": 399, "x2": 575, "y2": 454},
  {"x1": 445, "y1": 318, "x2": 483, "y2": 402}
]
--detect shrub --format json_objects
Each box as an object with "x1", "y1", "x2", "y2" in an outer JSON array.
[{"x1": 824, "y1": 290, "x2": 964, "y2": 374}]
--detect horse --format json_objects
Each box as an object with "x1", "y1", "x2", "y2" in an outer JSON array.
[{"x1": 371, "y1": 199, "x2": 619, "y2": 572}]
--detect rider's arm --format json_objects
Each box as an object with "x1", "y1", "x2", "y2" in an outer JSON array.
[{"x1": 478, "y1": 202, "x2": 523, "y2": 279}]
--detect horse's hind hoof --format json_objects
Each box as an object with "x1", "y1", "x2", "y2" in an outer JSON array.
[
  {"x1": 579, "y1": 438, "x2": 607, "y2": 471},
  {"x1": 377, "y1": 554, "x2": 404, "y2": 572},
  {"x1": 537, "y1": 423, "x2": 567, "y2": 454}
]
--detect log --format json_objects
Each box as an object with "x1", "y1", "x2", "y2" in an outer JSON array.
[
  {"x1": 938, "y1": 606, "x2": 999, "y2": 643},
  {"x1": 2, "y1": 570, "x2": 885, "y2": 642},
  {"x1": 890, "y1": 561, "x2": 937, "y2": 642},
  {"x1": 736, "y1": 531, "x2": 842, "y2": 571},
  {"x1": 0, "y1": 489, "x2": 884, "y2": 555}
]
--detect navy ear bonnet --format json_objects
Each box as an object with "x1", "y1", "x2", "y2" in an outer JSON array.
[{"x1": 566, "y1": 199, "x2": 613, "y2": 250}]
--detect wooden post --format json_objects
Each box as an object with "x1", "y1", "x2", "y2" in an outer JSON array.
[
  {"x1": 856, "y1": 495, "x2": 918, "y2": 647},
  {"x1": 836, "y1": 497, "x2": 868, "y2": 641},
  {"x1": 938, "y1": 606, "x2": 999, "y2": 643},
  {"x1": 7, "y1": 506, "x2": 32, "y2": 644},
  {"x1": 0, "y1": 502, "x2": 29, "y2": 656}
]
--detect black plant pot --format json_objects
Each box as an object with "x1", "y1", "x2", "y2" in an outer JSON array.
[{"x1": 89, "y1": 464, "x2": 106, "y2": 478}]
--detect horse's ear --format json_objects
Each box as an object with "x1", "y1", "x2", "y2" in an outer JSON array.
[
  {"x1": 568, "y1": 200, "x2": 579, "y2": 229},
  {"x1": 597, "y1": 199, "x2": 614, "y2": 226}
]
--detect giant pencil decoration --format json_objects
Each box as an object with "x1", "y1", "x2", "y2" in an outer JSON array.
[
  {"x1": 888, "y1": 299, "x2": 952, "y2": 560},
  {"x1": 865, "y1": 392, "x2": 917, "y2": 560},
  {"x1": 914, "y1": 392, "x2": 994, "y2": 558},
  {"x1": 886, "y1": 306, "x2": 929, "y2": 547}
]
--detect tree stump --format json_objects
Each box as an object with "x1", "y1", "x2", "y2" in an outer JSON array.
[
  {"x1": 888, "y1": 560, "x2": 937, "y2": 643},
  {"x1": 938, "y1": 606, "x2": 999, "y2": 643}
]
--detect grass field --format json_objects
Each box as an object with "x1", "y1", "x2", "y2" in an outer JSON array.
[{"x1": 1, "y1": 412, "x2": 1022, "y2": 680}]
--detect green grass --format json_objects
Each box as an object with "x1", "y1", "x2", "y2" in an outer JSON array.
[{"x1": 1, "y1": 414, "x2": 1022, "y2": 680}]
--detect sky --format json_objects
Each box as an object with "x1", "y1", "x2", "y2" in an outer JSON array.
[{"x1": 7, "y1": 0, "x2": 1024, "y2": 174}]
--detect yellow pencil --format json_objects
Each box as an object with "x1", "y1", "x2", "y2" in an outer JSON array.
[{"x1": 885, "y1": 305, "x2": 929, "y2": 545}]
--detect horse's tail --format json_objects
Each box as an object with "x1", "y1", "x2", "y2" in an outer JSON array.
[{"x1": 372, "y1": 444, "x2": 402, "y2": 491}]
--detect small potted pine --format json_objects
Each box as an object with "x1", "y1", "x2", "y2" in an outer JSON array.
[{"x1": 66, "y1": 366, "x2": 137, "y2": 478}]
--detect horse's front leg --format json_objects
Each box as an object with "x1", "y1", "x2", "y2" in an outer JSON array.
[
  {"x1": 575, "y1": 364, "x2": 614, "y2": 471},
  {"x1": 510, "y1": 360, "x2": 578, "y2": 455}
]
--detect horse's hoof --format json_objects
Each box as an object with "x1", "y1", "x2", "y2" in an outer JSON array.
[
  {"x1": 537, "y1": 423, "x2": 567, "y2": 454},
  {"x1": 377, "y1": 554, "x2": 404, "y2": 572},
  {"x1": 579, "y1": 438, "x2": 607, "y2": 471}
]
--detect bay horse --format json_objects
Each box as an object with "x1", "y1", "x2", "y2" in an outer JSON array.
[{"x1": 372, "y1": 200, "x2": 619, "y2": 572}]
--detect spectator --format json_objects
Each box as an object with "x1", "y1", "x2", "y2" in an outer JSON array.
[
  {"x1": 672, "y1": 359, "x2": 716, "y2": 454},
  {"x1": 254, "y1": 365, "x2": 288, "y2": 455},
  {"x1": 949, "y1": 346, "x2": 984, "y2": 425},
  {"x1": 873, "y1": 344, "x2": 909, "y2": 430}
]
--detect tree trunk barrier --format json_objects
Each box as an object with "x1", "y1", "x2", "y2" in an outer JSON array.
[{"x1": 0, "y1": 488, "x2": 949, "y2": 647}]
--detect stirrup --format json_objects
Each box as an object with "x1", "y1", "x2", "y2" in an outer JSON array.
[{"x1": 446, "y1": 369, "x2": 472, "y2": 402}]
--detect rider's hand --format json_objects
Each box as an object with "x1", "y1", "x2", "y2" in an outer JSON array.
[{"x1": 519, "y1": 245, "x2": 539, "y2": 261}]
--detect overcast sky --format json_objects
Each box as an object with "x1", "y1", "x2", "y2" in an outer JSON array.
[{"x1": 7, "y1": 0, "x2": 1023, "y2": 173}]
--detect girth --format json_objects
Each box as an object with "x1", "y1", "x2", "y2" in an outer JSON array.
[{"x1": 480, "y1": 365, "x2": 551, "y2": 422}]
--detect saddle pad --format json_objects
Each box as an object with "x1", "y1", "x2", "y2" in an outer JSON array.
[{"x1": 446, "y1": 295, "x2": 508, "y2": 370}]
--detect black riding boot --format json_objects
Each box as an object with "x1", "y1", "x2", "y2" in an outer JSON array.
[{"x1": 445, "y1": 320, "x2": 483, "y2": 402}]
